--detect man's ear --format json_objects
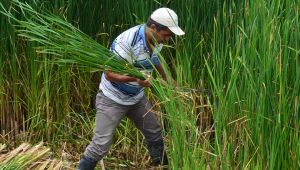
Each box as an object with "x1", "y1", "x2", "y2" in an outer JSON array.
[{"x1": 150, "y1": 24, "x2": 156, "y2": 31}]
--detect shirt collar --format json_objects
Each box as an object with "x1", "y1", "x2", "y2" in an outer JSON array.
[{"x1": 139, "y1": 24, "x2": 147, "y2": 50}]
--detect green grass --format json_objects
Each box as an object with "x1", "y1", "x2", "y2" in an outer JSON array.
[{"x1": 0, "y1": 0, "x2": 299, "y2": 169}]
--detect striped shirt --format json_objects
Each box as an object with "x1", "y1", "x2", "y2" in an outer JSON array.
[{"x1": 99, "y1": 24, "x2": 163, "y2": 105}]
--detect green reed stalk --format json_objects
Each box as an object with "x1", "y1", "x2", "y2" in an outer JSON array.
[
  {"x1": 0, "y1": 0, "x2": 145, "y2": 79},
  {"x1": 1, "y1": 0, "x2": 299, "y2": 169}
]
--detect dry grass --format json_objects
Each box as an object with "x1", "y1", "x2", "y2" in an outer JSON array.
[{"x1": 0, "y1": 142, "x2": 72, "y2": 170}]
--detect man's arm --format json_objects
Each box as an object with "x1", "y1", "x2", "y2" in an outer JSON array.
[
  {"x1": 155, "y1": 64, "x2": 178, "y2": 86},
  {"x1": 155, "y1": 64, "x2": 167, "y2": 81},
  {"x1": 105, "y1": 71, "x2": 151, "y2": 87}
]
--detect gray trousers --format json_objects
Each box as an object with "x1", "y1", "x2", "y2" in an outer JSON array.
[{"x1": 84, "y1": 91, "x2": 163, "y2": 161}]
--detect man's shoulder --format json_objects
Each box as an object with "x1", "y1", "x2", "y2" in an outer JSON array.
[
  {"x1": 110, "y1": 24, "x2": 146, "y2": 63},
  {"x1": 116, "y1": 25, "x2": 143, "y2": 43}
]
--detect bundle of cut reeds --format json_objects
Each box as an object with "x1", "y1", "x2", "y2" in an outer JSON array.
[
  {"x1": 0, "y1": 0, "x2": 145, "y2": 80},
  {"x1": 0, "y1": 142, "x2": 66, "y2": 169}
]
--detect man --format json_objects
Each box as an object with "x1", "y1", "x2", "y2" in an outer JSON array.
[{"x1": 78, "y1": 7, "x2": 184, "y2": 170}]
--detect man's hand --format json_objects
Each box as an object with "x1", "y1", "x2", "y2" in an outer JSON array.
[
  {"x1": 105, "y1": 71, "x2": 152, "y2": 87},
  {"x1": 136, "y1": 78, "x2": 151, "y2": 87}
]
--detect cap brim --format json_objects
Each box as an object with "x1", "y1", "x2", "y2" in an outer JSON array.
[{"x1": 169, "y1": 26, "x2": 185, "y2": 36}]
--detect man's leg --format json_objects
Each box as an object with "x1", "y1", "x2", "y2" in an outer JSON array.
[
  {"x1": 78, "y1": 91, "x2": 129, "y2": 170},
  {"x1": 126, "y1": 96, "x2": 168, "y2": 166}
]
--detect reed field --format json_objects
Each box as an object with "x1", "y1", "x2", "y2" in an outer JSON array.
[{"x1": 0, "y1": 0, "x2": 299, "y2": 169}]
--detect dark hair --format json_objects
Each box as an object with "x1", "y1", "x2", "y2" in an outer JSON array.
[{"x1": 146, "y1": 17, "x2": 168, "y2": 32}]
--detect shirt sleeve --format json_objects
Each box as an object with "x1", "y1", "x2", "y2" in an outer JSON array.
[
  {"x1": 151, "y1": 56, "x2": 160, "y2": 66},
  {"x1": 111, "y1": 40, "x2": 134, "y2": 64}
]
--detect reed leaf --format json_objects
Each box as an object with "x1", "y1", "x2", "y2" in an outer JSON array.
[{"x1": 0, "y1": 0, "x2": 144, "y2": 79}]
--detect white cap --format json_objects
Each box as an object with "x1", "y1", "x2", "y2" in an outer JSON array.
[{"x1": 150, "y1": 8, "x2": 185, "y2": 36}]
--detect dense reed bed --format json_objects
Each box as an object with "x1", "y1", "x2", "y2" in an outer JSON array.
[{"x1": 0, "y1": 0, "x2": 299, "y2": 169}]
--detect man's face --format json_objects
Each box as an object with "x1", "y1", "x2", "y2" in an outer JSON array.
[{"x1": 152, "y1": 27, "x2": 173, "y2": 44}]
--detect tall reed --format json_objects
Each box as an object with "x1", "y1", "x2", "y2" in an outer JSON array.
[{"x1": 0, "y1": 0, "x2": 299, "y2": 169}]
